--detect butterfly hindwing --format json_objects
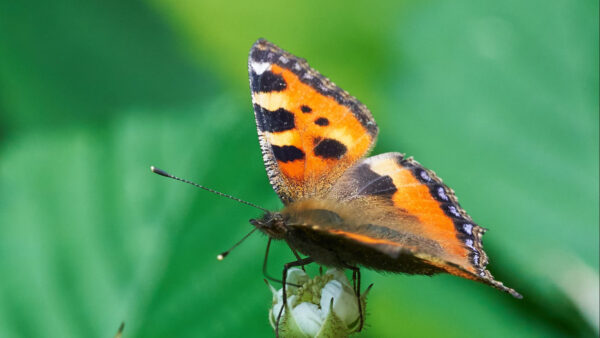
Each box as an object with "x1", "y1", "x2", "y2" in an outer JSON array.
[
  {"x1": 249, "y1": 39, "x2": 378, "y2": 204},
  {"x1": 325, "y1": 152, "x2": 521, "y2": 297}
]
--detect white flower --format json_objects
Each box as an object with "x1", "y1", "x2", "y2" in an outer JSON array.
[{"x1": 267, "y1": 268, "x2": 371, "y2": 337}]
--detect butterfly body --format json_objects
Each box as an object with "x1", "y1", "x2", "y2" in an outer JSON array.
[
  {"x1": 248, "y1": 39, "x2": 521, "y2": 298},
  {"x1": 254, "y1": 200, "x2": 447, "y2": 274}
]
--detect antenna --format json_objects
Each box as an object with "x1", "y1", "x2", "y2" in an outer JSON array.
[
  {"x1": 216, "y1": 227, "x2": 258, "y2": 261},
  {"x1": 150, "y1": 166, "x2": 270, "y2": 213}
]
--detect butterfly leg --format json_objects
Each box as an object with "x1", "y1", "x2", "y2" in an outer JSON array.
[
  {"x1": 289, "y1": 247, "x2": 305, "y2": 271},
  {"x1": 276, "y1": 257, "x2": 314, "y2": 338},
  {"x1": 262, "y1": 238, "x2": 302, "y2": 287},
  {"x1": 348, "y1": 266, "x2": 364, "y2": 332},
  {"x1": 262, "y1": 238, "x2": 281, "y2": 284}
]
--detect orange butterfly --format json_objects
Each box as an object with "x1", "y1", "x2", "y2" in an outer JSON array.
[
  {"x1": 247, "y1": 39, "x2": 521, "y2": 332},
  {"x1": 152, "y1": 38, "x2": 521, "y2": 336}
]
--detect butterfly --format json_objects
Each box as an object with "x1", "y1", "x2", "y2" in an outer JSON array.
[
  {"x1": 151, "y1": 38, "x2": 521, "y2": 335},
  {"x1": 246, "y1": 38, "x2": 521, "y2": 333}
]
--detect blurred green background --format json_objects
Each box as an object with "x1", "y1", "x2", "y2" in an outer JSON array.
[{"x1": 0, "y1": 0, "x2": 598, "y2": 337}]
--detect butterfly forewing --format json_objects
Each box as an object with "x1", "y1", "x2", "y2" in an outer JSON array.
[{"x1": 249, "y1": 39, "x2": 378, "y2": 204}]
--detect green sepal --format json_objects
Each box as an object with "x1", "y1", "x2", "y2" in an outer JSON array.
[
  {"x1": 270, "y1": 303, "x2": 311, "y2": 338},
  {"x1": 315, "y1": 298, "x2": 350, "y2": 338},
  {"x1": 346, "y1": 285, "x2": 372, "y2": 333}
]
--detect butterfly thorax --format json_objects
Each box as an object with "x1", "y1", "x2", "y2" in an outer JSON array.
[
  {"x1": 250, "y1": 200, "x2": 350, "y2": 241},
  {"x1": 270, "y1": 199, "x2": 370, "y2": 268},
  {"x1": 250, "y1": 200, "x2": 355, "y2": 266}
]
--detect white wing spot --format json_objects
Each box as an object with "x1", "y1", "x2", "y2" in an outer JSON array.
[
  {"x1": 462, "y1": 223, "x2": 473, "y2": 235},
  {"x1": 251, "y1": 62, "x2": 271, "y2": 75},
  {"x1": 437, "y1": 186, "x2": 449, "y2": 201},
  {"x1": 465, "y1": 239, "x2": 475, "y2": 250},
  {"x1": 448, "y1": 205, "x2": 461, "y2": 218}
]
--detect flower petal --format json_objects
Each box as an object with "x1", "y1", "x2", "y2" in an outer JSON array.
[
  {"x1": 320, "y1": 280, "x2": 359, "y2": 327},
  {"x1": 292, "y1": 302, "x2": 323, "y2": 336},
  {"x1": 325, "y1": 268, "x2": 351, "y2": 287},
  {"x1": 271, "y1": 294, "x2": 298, "y2": 326},
  {"x1": 287, "y1": 268, "x2": 309, "y2": 292}
]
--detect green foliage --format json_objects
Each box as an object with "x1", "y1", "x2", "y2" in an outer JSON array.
[{"x1": 0, "y1": 0, "x2": 597, "y2": 337}]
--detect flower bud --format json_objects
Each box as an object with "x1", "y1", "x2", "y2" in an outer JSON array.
[{"x1": 267, "y1": 268, "x2": 371, "y2": 337}]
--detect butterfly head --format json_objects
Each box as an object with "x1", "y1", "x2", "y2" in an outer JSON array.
[{"x1": 250, "y1": 212, "x2": 287, "y2": 239}]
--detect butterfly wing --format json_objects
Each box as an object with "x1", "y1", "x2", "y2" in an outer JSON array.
[
  {"x1": 319, "y1": 152, "x2": 521, "y2": 298},
  {"x1": 248, "y1": 39, "x2": 378, "y2": 204}
]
